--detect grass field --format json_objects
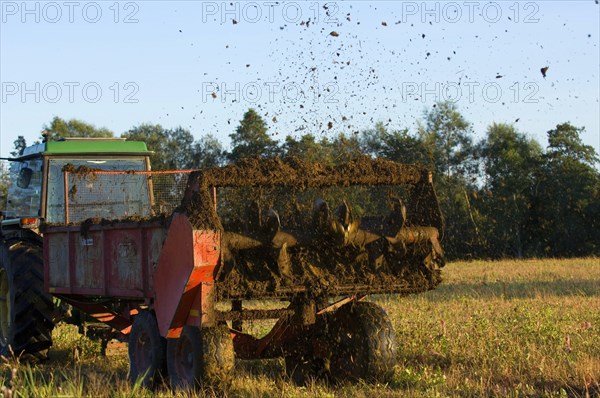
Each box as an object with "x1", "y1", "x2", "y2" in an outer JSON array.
[{"x1": 1, "y1": 258, "x2": 599, "y2": 397}]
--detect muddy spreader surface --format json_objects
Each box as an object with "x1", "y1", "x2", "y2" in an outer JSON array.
[{"x1": 42, "y1": 156, "x2": 445, "y2": 389}]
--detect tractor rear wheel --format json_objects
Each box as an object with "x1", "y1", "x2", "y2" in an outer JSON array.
[
  {"x1": 0, "y1": 240, "x2": 54, "y2": 361},
  {"x1": 327, "y1": 301, "x2": 397, "y2": 383},
  {"x1": 128, "y1": 310, "x2": 166, "y2": 388},
  {"x1": 166, "y1": 325, "x2": 234, "y2": 390}
]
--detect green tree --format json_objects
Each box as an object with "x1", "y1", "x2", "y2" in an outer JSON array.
[
  {"x1": 0, "y1": 161, "x2": 10, "y2": 212},
  {"x1": 10, "y1": 136, "x2": 27, "y2": 157},
  {"x1": 191, "y1": 134, "x2": 225, "y2": 168},
  {"x1": 123, "y1": 124, "x2": 168, "y2": 169},
  {"x1": 418, "y1": 101, "x2": 474, "y2": 177},
  {"x1": 418, "y1": 102, "x2": 480, "y2": 258},
  {"x1": 546, "y1": 123, "x2": 598, "y2": 166},
  {"x1": 330, "y1": 133, "x2": 363, "y2": 164},
  {"x1": 122, "y1": 124, "x2": 194, "y2": 170},
  {"x1": 122, "y1": 124, "x2": 196, "y2": 170},
  {"x1": 43, "y1": 116, "x2": 114, "y2": 140},
  {"x1": 477, "y1": 123, "x2": 543, "y2": 257},
  {"x1": 361, "y1": 122, "x2": 428, "y2": 164},
  {"x1": 228, "y1": 109, "x2": 278, "y2": 162},
  {"x1": 282, "y1": 134, "x2": 334, "y2": 164},
  {"x1": 529, "y1": 123, "x2": 600, "y2": 256},
  {"x1": 166, "y1": 127, "x2": 195, "y2": 170}
]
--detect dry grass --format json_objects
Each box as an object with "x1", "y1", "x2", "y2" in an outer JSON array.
[
  {"x1": 382, "y1": 258, "x2": 600, "y2": 397},
  {"x1": 1, "y1": 258, "x2": 598, "y2": 397}
]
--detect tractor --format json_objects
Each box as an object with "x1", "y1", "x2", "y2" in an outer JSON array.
[{"x1": 0, "y1": 137, "x2": 445, "y2": 388}]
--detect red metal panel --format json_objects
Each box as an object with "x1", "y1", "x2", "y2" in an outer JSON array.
[
  {"x1": 186, "y1": 286, "x2": 203, "y2": 328},
  {"x1": 44, "y1": 232, "x2": 70, "y2": 293},
  {"x1": 186, "y1": 282, "x2": 215, "y2": 329},
  {"x1": 179, "y1": 231, "x2": 221, "y2": 333},
  {"x1": 184, "y1": 231, "x2": 220, "y2": 329},
  {"x1": 193, "y1": 231, "x2": 220, "y2": 275},
  {"x1": 153, "y1": 213, "x2": 221, "y2": 338},
  {"x1": 74, "y1": 231, "x2": 104, "y2": 289},
  {"x1": 44, "y1": 222, "x2": 166, "y2": 298},
  {"x1": 165, "y1": 279, "x2": 202, "y2": 338},
  {"x1": 102, "y1": 229, "x2": 110, "y2": 296},
  {"x1": 154, "y1": 213, "x2": 195, "y2": 337},
  {"x1": 146, "y1": 227, "x2": 167, "y2": 295},
  {"x1": 68, "y1": 231, "x2": 76, "y2": 293},
  {"x1": 107, "y1": 229, "x2": 144, "y2": 291},
  {"x1": 141, "y1": 229, "x2": 149, "y2": 296}
]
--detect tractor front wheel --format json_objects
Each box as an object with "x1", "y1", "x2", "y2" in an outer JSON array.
[
  {"x1": 128, "y1": 310, "x2": 166, "y2": 388},
  {"x1": 0, "y1": 240, "x2": 54, "y2": 361},
  {"x1": 166, "y1": 325, "x2": 234, "y2": 390}
]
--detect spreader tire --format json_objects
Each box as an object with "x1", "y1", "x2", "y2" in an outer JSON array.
[
  {"x1": 128, "y1": 310, "x2": 166, "y2": 388},
  {"x1": 166, "y1": 325, "x2": 234, "y2": 390},
  {"x1": 0, "y1": 240, "x2": 54, "y2": 361},
  {"x1": 328, "y1": 301, "x2": 397, "y2": 383}
]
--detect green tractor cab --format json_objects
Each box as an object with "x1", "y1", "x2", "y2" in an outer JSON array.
[{"x1": 2, "y1": 138, "x2": 152, "y2": 230}]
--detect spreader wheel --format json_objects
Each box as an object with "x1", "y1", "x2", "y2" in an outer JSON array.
[
  {"x1": 128, "y1": 310, "x2": 166, "y2": 388},
  {"x1": 0, "y1": 241, "x2": 54, "y2": 361},
  {"x1": 166, "y1": 325, "x2": 234, "y2": 390},
  {"x1": 327, "y1": 301, "x2": 397, "y2": 383}
]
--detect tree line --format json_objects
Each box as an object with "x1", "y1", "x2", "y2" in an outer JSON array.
[{"x1": 2, "y1": 102, "x2": 599, "y2": 260}]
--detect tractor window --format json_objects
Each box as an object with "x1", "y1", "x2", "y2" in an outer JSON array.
[
  {"x1": 5, "y1": 159, "x2": 43, "y2": 218},
  {"x1": 46, "y1": 158, "x2": 149, "y2": 223}
]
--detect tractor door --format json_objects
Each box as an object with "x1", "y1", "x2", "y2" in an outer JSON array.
[{"x1": 5, "y1": 158, "x2": 43, "y2": 219}]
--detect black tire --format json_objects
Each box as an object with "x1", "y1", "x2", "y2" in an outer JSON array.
[
  {"x1": 0, "y1": 240, "x2": 54, "y2": 361},
  {"x1": 128, "y1": 310, "x2": 166, "y2": 388},
  {"x1": 166, "y1": 325, "x2": 234, "y2": 390},
  {"x1": 327, "y1": 301, "x2": 397, "y2": 383}
]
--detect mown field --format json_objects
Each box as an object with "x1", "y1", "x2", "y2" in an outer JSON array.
[{"x1": 1, "y1": 258, "x2": 598, "y2": 397}]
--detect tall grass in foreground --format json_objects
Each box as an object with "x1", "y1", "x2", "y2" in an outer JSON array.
[{"x1": 1, "y1": 258, "x2": 598, "y2": 397}]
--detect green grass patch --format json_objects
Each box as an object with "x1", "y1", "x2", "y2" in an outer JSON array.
[{"x1": 1, "y1": 258, "x2": 598, "y2": 397}]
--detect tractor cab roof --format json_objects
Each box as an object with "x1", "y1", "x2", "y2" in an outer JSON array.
[{"x1": 18, "y1": 138, "x2": 152, "y2": 159}]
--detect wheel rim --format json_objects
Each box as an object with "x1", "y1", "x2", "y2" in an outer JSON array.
[
  {"x1": 0, "y1": 269, "x2": 10, "y2": 348},
  {"x1": 174, "y1": 332, "x2": 194, "y2": 386}
]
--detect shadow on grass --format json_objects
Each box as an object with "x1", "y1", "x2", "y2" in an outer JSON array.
[{"x1": 426, "y1": 278, "x2": 600, "y2": 300}]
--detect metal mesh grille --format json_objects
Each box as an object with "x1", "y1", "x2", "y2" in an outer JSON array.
[{"x1": 64, "y1": 170, "x2": 194, "y2": 224}]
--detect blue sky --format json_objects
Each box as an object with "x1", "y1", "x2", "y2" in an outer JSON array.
[{"x1": 1, "y1": 1, "x2": 598, "y2": 158}]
